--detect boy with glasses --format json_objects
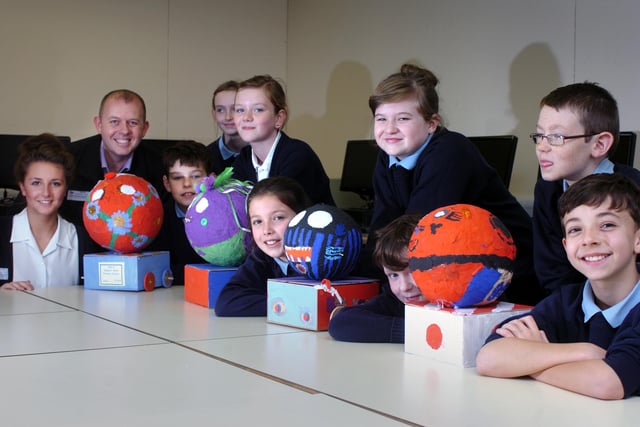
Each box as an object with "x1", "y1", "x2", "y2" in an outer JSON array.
[{"x1": 531, "y1": 82, "x2": 640, "y2": 293}]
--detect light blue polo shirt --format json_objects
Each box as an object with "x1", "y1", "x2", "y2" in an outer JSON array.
[
  {"x1": 582, "y1": 279, "x2": 640, "y2": 327},
  {"x1": 388, "y1": 133, "x2": 434, "y2": 170},
  {"x1": 562, "y1": 158, "x2": 614, "y2": 191}
]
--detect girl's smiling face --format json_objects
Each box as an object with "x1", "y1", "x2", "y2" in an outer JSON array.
[
  {"x1": 233, "y1": 87, "x2": 285, "y2": 145},
  {"x1": 19, "y1": 161, "x2": 67, "y2": 218},
  {"x1": 374, "y1": 97, "x2": 437, "y2": 160},
  {"x1": 249, "y1": 193, "x2": 296, "y2": 260}
]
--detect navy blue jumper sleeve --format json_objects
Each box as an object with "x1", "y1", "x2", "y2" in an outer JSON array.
[
  {"x1": 484, "y1": 283, "x2": 640, "y2": 398},
  {"x1": 328, "y1": 287, "x2": 405, "y2": 343}
]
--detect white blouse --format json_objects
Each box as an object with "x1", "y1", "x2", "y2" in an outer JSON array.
[
  {"x1": 252, "y1": 131, "x2": 282, "y2": 181},
  {"x1": 10, "y1": 209, "x2": 79, "y2": 287}
]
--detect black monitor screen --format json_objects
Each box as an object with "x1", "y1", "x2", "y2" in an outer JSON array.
[
  {"x1": 339, "y1": 139, "x2": 379, "y2": 200},
  {"x1": 468, "y1": 135, "x2": 517, "y2": 188},
  {"x1": 0, "y1": 134, "x2": 71, "y2": 190}
]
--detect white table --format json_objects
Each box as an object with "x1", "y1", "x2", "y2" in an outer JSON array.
[
  {"x1": 0, "y1": 288, "x2": 403, "y2": 426},
  {"x1": 6, "y1": 286, "x2": 639, "y2": 426}
]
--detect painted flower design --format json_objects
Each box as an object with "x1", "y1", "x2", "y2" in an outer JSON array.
[
  {"x1": 132, "y1": 235, "x2": 149, "y2": 249},
  {"x1": 85, "y1": 201, "x2": 101, "y2": 220},
  {"x1": 107, "y1": 211, "x2": 133, "y2": 235},
  {"x1": 132, "y1": 191, "x2": 147, "y2": 207}
]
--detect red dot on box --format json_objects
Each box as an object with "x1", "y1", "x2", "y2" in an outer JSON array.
[{"x1": 425, "y1": 323, "x2": 443, "y2": 350}]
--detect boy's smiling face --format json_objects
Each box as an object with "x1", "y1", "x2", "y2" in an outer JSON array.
[
  {"x1": 163, "y1": 161, "x2": 207, "y2": 212},
  {"x1": 562, "y1": 199, "x2": 640, "y2": 302},
  {"x1": 383, "y1": 265, "x2": 427, "y2": 304}
]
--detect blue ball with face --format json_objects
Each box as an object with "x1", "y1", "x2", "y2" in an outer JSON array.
[{"x1": 284, "y1": 204, "x2": 362, "y2": 280}]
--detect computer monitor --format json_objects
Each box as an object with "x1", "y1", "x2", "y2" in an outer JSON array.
[
  {"x1": 339, "y1": 139, "x2": 379, "y2": 204},
  {"x1": 0, "y1": 134, "x2": 71, "y2": 190},
  {"x1": 610, "y1": 131, "x2": 636, "y2": 167},
  {"x1": 468, "y1": 135, "x2": 518, "y2": 188}
]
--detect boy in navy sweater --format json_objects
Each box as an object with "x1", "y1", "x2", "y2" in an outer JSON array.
[
  {"x1": 531, "y1": 82, "x2": 640, "y2": 293},
  {"x1": 151, "y1": 141, "x2": 214, "y2": 286},
  {"x1": 477, "y1": 174, "x2": 640, "y2": 400},
  {"x1": 329, "y1": 214, "x2": 425, "y2": 343}
]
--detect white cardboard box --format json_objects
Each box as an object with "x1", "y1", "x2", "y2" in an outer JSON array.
[{"x1": 404, "y1": 301, "x2": 531, "y2": 367}]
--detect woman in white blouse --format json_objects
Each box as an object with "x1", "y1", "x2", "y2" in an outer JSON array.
[{"x1": 1, "y1": 133, "x2": 80, "y2": 289}]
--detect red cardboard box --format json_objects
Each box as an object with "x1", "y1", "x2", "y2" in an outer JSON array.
[{"x1": 184, "y1": 264, "x2": 237, "y2": 308}]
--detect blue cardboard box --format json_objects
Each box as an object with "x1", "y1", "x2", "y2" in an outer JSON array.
[
  {"x1": 267, "y1": 277, "x2": 379, "y2": 330},
  {"x1": 184, "y1": 264, "x2": 238, "y2": 308},
  {"x1": 83, "y1": 251, "x2": 173, "y2": 291}
]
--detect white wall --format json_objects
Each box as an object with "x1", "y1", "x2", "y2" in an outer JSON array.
[
  {"x1": 286, "y1": 0, "x2": 640, "y2": 204},
  {"x1": 0, "y1": 0, "x2": 287, "y2": 142},
  {"x1": 1, "y1": 0, "x2": 639, "y2": 205}
]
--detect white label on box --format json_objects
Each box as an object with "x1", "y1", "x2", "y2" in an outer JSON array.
[{"x1": 98, "y1": 262, "x2": 126, "y2": 286}]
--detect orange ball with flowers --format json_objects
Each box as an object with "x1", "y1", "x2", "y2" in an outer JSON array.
[
  {"x1": 408, "y1": 204, "x2": 516, "y2": 308},
  {"x1": 83, "y1": 172, "x2": 163, "y2": 253}
]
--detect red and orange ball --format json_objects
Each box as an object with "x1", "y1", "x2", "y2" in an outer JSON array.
[
  {"x1": 408, "y1": 204, "x2": 516, "y2": 307},
  {"x1": 83, "y1": 173, "x2": 163, "y2": 253}
]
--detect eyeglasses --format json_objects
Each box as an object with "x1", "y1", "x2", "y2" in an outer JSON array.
[{"x1": 529, "y1": 133, "x2": 596, "y2": 146}]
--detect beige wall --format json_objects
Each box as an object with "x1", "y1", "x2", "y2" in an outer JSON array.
[
  {"x1": 286, "y1": 0, "x2": 640, "y2": 205},
  {"x1": 2, "y1": 0, "x2": 640, "y2": 206},
  {"x1": 0, "y1": 0, "x2": 287, "y2": 142}
]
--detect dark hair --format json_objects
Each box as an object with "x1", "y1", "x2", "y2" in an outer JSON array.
[
  {"x1": 212, "y1": 80, "x2": 240, "y2": 109},
  {"x1": 540, "y1": 82, "x2": 619, "y2": 153},
  {"x1": 99, "y1": 89, "x2": 147, "y2": 121},
  {"x1": 14, "y1": 133, "x2": 75, "y2": 186},
  {"x1": 558, "y1": 173, "x2": 640, "y2": 231},
  {"x1": 238, "y1": 75, "x2": 288, "y2": 124},
  {"x1": 369, "y1": 64, "x2": 441, "y2": 123},
  {"x1": 162, "y1": 140, "x2": 214, "y2": 175},
  {"x1": 372, "y1": 213, "x2": 423, "y2": 271},
  {"x1": 246, "y1": 176, "x2": 312, "y2": 215}
]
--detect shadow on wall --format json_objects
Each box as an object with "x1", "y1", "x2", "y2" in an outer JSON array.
[
  {"x1": 287, "y1": 61, "x2": 374, "y2": 208},
  {"x1": 509, "y1": 43, "x2": 562, "y2": 198}
]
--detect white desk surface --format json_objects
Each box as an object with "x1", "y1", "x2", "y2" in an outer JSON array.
[
  {"x1": 29, "y1": 286, "x2": 306, "y2": 342},
  {"x1": 0, "y1": 343, "x2": 403, "y2": 426},
  {"x1": 0, "y1": 288, "x2": 72, "y2": 315},
  {"x1": 0, "y1": 310, "x2": 164, "y2": 357},
  {"x1": 4, "y1": 286, "x2": 639, "y2": 426},
  {"x1": 188, "y1": 331, "x2": 637, "y2": 426}
]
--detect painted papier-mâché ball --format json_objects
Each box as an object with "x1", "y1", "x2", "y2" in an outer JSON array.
[
  {"x1": 284, "y1": 204, "x2": 362, "y2": 281},
  {"x1": 184, "y1": 168, "x2": 252, "y2": 267},
  {"x1": 408, "y1": 204, "x2": 516, "y2": 308},
  {"x1": 83, "y1": 172, "x2": 163, "y2": 253}
]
